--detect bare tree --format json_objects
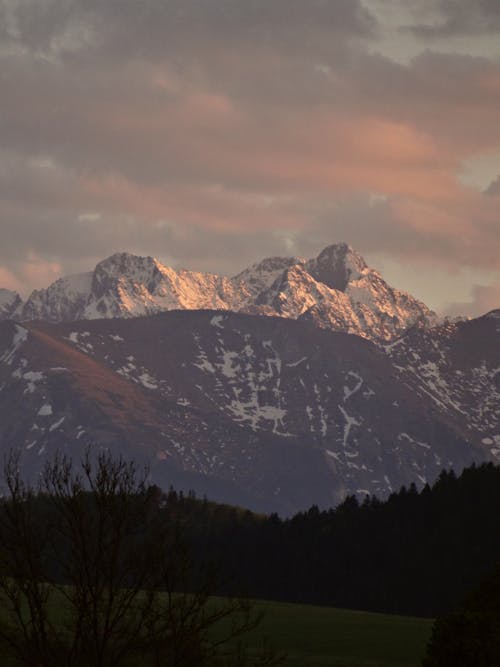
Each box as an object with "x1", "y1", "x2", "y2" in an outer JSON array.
[{"x1": 0, "y1": 450, "x2": 283, "y2": 667}]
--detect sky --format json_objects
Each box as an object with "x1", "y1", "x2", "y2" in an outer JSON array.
[{"x1": 0, "y1": 0, "x2": 499, "y2": 316}]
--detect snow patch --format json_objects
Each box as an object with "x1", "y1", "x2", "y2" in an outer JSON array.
[
  {"x1": 1, "y1": 325, "x2": 28, "y2": 365},
  {"x1": 23, "y1": 371, "x2": 45, "y2": 394},
  {"x1": 138, "y1": 372, "x2": 158, "y2": 389},
  {"x1": 398, "y1": 432, "x2": 431, "y2": 449},
  {"x1": 338, "y1": 405, "x2": 360, "y2": 448},
  {"x1": 286, "y1": 357, "x2": 307, "y2": 368},
  {"x1": 221, "y1": 351, "x2": 239, "y2": 378},
  {"x1": 49, "y1": 417, "x2": 65, "y2": 432},
  {"x1": 210, "y1": 315, "x2": 225, "y2": 329},
  {"x1": 343, "y1": 371, "x2": 363, "y2": 402}
]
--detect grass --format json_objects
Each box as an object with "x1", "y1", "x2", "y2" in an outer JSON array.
[
  {"x1": 243, "y1": 600, "x2": 433, "y2": 667},
  {"x1": 0, "y1": 586, "x2": 433, "y2": 667}
]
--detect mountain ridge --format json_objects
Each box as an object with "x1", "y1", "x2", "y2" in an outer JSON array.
[
  {"x1": 0, "y1": 308, "x2": 497, "y2": 513},
  {"x1": 3, "y1": 243, "x2": 436, "y2": 343}
]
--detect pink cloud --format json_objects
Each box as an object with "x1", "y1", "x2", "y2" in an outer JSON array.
[{"x1": 1, "y1": 15, "x2": 500, "y2": 300}]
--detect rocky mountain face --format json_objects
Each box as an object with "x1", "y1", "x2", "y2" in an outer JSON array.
[
  {"x1": 6, "y1": 244, "x2": 436, "y2": 343},
  {"x1": 0, "y1": 244, "x2": 496, "y2": 514},
  {"x1": 385, "y1": 309, "x2": 500, "y2": 460},
  {"x1": 0, "y1": 289, "x2": 22, "y2": 319},
  {"x1": 0, "y1": 310, "x2": 497, "y2": 514}
]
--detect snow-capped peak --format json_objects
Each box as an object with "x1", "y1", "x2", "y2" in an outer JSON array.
[
  {"x1": 93, "y1": 252, "x2": 161, "y2": 282},
  {"x1": 2, "y1": 244, "x2": 437, "y2": 342},
  {"x1": 306, "y1": 242, "x2": 368, "y2": 291},
  {"x1": 233, "y1": 256, "x2": 303, "y2": 304},
  {"x1": 20, "y1": 273, "x2": 92, "y2": 322}
]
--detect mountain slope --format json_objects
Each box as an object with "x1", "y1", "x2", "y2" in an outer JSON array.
[
  {"x1": 0, "y1": 310, "x2": 493, "y2": 513},
  {"x1": 384, "y1": 309, "x2": 500, "y2": 458},
  {"x1": 8, "y1": 244, "x2": 436, "y2": 342}
]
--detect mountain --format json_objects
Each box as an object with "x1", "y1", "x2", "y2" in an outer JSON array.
[
  {"x1": 1, "y1": 244, "x2": 496, "y2": 513},
  {"x1": 18, "y1": 255, "x2": 242, "y2": 321},
  {"x1": 0, "y1": 310, "x2": 496, "y2": 514},
  {"x1": 384, "y1": 309, "x2": 500, "y2": 458},
  {"x1": 8, "y1": 244, "x2": 436, "y2": 343},
  {"x1": 0, "y1": 289, "x2": 22, "y2": 319},
  {"x1": 20, "y1": 273, "x2": 93, "y2": 322}
]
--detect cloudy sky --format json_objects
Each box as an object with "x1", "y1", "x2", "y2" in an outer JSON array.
[{"x1": 1, "y1": 0, "x2": 499, "y2": 315}]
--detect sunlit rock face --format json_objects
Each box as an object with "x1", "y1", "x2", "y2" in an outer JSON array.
[
  {"x1": 5, "y1": 244, "x2": 436, "y2": 343},
  {"x1": 243, "y1": 243, "x2": 436, "y2": 341},
  {"x1": 19, "y1": 274, "x2": 93, "y2": 322}
]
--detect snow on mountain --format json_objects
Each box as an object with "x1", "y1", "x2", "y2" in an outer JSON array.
[
  {"x1": 0, "y1": 289, "x2": 22, "y2": 319},
  {"x1": 305, "y1": 243, "x2": 436, "y2": 339},
  {"x1": 20, "y1": 273, "x2": 93, "y2": 322},
  {"x1": 3, "y1": 244, "x2": 436, "y2": 342},
  {"x1": 0, "y1": 311, "x2": 490, "y2": 514},
  {"x1": 19, "y1": 253, "x2": 242, "y2": 322},
  {"x1": 258, "y1": 263, "x2": 360, "y2": 326},
  {"x1": 384, "y1": 311, "x2": 500, "y2": 460},
  {"x1": 80, "y1": 253, "x2": 242, "y2": 319},
  {"x1": 233, "y1": 256, "x2": 302, "y2": 304},
  {"x1": 254, "y1": 245, "x2": 435, "y2": 340}
]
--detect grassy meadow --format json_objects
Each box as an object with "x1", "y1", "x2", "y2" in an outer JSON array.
[
  {"x1": 244, "y1": 600, "x2": 433, "y2": 667},
  {"x1": 0, "y1": 589, "x2": 433, "y2": 666}
]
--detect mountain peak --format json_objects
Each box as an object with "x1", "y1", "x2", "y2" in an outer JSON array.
[
  {"x1": 233, "y1": 255, "x2": 302, "y2": 303},
  {"x1": 94, "y1": 252, "x2": 161, "y2": 277},
  {"x1": 306, "y1": 242, "x2": 367, "y2": 292},
  {"x1": 3, "y1": 243, "x2": 436, "y2": 342}
]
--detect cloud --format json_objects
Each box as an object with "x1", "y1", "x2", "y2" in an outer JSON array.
[
  {"x1": 386, "y1": 0, "x2": 500, "y2": 37},
  {"x1": 0, "y1": 0, "x2": 376, "y2": 63},
  {"x1": 485, "y1": 174, "x2": 500, "y2": 195},
  {"x1": 0, "y1": 0, "x2": 499, "y2": 311},
  {"x1": 445, "y1": 282, "x2": 500, "y2": 318}
]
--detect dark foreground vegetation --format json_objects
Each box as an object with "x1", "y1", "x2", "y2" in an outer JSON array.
[
  {"x1": 0, "y1": 452, "x2": 498, "y2": 665},
  {"x1": 178, "y1": 463, "x2": 500, "y2": 618},
  {"x1": 0, "y1": 452, "x2": 282, "y2": 666},
  {"x1": 423, "y1": 565, "x2": 500, "y2": 667}
]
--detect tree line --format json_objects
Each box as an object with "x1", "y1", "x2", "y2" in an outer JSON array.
[
  {"x1": 1, "y1": 452, "x2": 499, "y2": 665},
  {"x1": 169, "y1": 463, "x2": 500, "y2": 618}
]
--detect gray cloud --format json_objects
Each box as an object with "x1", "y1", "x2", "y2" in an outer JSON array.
[
  {"x1": 445, "y1": 282, "x2": 500, "y2": 318},
  {"x1": 0, "y1": 0, "x2": 499, "y2": 313},
  {"x1": 0, "y1": 0, "x2": 376, "y2": 63},
  {"x1": 391, "y1": 0, "x2": 500, "y2": 37},
  {"x1": 485, "y1": 175, "x2": 500, "y2": 195},
  {"x1": 378, "y1": 0, "x2": 500, "y2": 41}
]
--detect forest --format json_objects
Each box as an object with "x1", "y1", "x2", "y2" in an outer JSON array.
[
  {"x1": 1, "y1": 454, "x2": 499, "y2": 665},
  {"x1": 174, "y1": 462, "x2": 500, "y2": 617}
]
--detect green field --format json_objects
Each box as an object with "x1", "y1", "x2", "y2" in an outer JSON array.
[
  {"x1": 0, "y1": 590, "x2": 433, "y2": 667},
  {"x1": 245, "y1": 600, "x2": 433, "y2": 667}
]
